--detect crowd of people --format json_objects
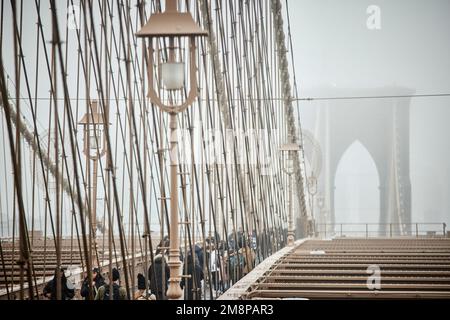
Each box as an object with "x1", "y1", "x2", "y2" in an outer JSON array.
[
  {"x1": 43, "y1": 267, "x2": 126, "y2": 300},
  {"x1": 41, "y1": 230, "x2": 277, "y2": 300}
]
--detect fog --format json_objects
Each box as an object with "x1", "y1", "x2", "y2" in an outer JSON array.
[
  {"x1": 287, "y1": 0, "x2": 450, "y2": 228},
  {"x1": 0, "y1": 0, "x2": 448, "y2": 237}
]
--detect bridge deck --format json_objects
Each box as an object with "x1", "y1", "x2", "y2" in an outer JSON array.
[{"x1": 222, "y1": 237, "x2": 450, "y2": 300}]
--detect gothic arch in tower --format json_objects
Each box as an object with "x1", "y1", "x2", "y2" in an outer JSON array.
[{"x1": 316, "y1": 86, "x2": 413, "y2": 235}]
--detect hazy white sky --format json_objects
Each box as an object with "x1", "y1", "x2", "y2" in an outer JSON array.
[
  {"x1": 0, "y1": 0, "x2": 448, "y2": 236},
  {"x1": 287, "y1": 0, "x2": 450, "y2": 93},
  {"x1": 287, "y1": 0, "x2": 450, "y2": 226}
]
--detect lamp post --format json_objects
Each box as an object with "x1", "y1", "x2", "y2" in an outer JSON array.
[
  {"x1": 307, "y1": 172, "x2": 317, "y2": 237},
  {"x1": 136, "y1": 0, "x2": 207, "y2": 300},
  {"x1": 279, "y1": 143, "x2": 300, "y2": 246},
  {"x1": 316, "y1": 194, "x2": 325, "y2": 237},
  {"x1": 78, "y1": 100, "x2": 107, "y2": 267}
]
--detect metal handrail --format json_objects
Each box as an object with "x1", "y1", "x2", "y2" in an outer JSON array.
[{"x1": 315, "y1": 223, "x2": 447, "y2": 238}]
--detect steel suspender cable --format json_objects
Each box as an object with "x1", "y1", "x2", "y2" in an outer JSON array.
[{"x1": 0, "y1": 0, "x2": 306, "y2": 300}]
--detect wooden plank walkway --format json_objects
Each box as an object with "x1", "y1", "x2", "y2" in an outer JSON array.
[{"x1": 222, "y1": 237, "x2": 450, "y2": 299}]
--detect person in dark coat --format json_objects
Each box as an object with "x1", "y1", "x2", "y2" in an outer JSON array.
[
  {"x1": 137, "y1": 273, "x2": 146, "y2": 291},
  {"x1": 148, "y1": 253, "x2": 170, "y2": 300},
  {"x1": 80, "y1": 267, "x2": 105, "y2": 299},
  {"x1": 43, "y1": 268, "x2": 75, "y2": 300},
  {"x1": 194, "y1": 243, "x2": 204, "y2": 268},
  {"x1": 95, "y1": 268, "x2": 127, "y2": 300},
  {"x1": 181, "y1": 252, "x2": 203, "y2": 300},
  {"x1": 134, "y1": 273, "x2": 147, "y2": 299}
]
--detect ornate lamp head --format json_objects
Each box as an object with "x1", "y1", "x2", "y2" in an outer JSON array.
[
  {"x1": 279, "y1": 143, "x2": 300, "y2": 175},
  {"x1": 136, "y1": 0, "x2": 208, "y2": 114},
  {"x1": 78, "y1": 100, "x2": 107, "y2": 160}
]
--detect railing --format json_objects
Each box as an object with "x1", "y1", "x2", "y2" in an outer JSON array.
[
  {"x1": 0, "y1": 248, "x2": 150, "y2": 300},
  {"x1": 315, "y1": 223, "x2": 447, "y2": 239}
]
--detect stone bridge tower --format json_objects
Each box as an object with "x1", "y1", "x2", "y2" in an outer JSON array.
[{"x1": 313, "y1": 86, "x2": 413, "y2": 235}]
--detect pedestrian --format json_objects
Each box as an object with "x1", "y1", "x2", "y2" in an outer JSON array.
[
  {"x1": 134, "y1": 273, "x2": 146, "y2": 299},
  {"x1": 194, "y1": 242, "x2": 204, "y2": 267},
  {"x1": 239, "y1": 242, "x2": 255, "y2": 276},
  {"x1": 148, "y1": 253, "x2": 170, "y2": 300},
  {"x1": 95, "y1": 268, "x2": 127, "y2": 300},
  {"x1": 80, "y1": 267, "x2": 105, "y2": 299},
  {"x1": 220, "y1": 251, "x2": 229, "y2": 291},
  {"x1": 181, "y1": 251, "x2": 203, "y2": 300},
  {"x1": 207, "y1": 243, "x2": 219, "y2": 292},
  {"x1": 228, "y1": 249, "x2": 244, "y2": 284},
  {"x1": 43, "y1": 268, "x2": 75, "y2": 300}
]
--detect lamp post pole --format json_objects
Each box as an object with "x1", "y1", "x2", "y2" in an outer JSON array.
[
  {"x1": 307, "y1": 173, "x2": 317, "y2": 237},
  {"x1": 91, "y1": 157, "x2": 99, "y2": 265},
  {"x1": 287, "y1": 164, "x2": 294, "y2": 246},
  {"x1": 79, "y1": 101, "x2": 107, "y2": 267},
  {"x1": 316, "y1": 194, "x2": 325, "y2": 238},
  {"x1": 136, "y1": 0, "x2": 208, "y2": 299},
  {"x1": 280, "y1": 143, "x2": 300, "y2": 247},
  {"x1": 167, "y1": 113, "x2": 182, "y2": 299}
]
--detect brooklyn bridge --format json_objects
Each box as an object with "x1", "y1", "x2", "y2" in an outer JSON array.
[{"x1": 0, "y1": 0, "x2": 449, "y2": 300}]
